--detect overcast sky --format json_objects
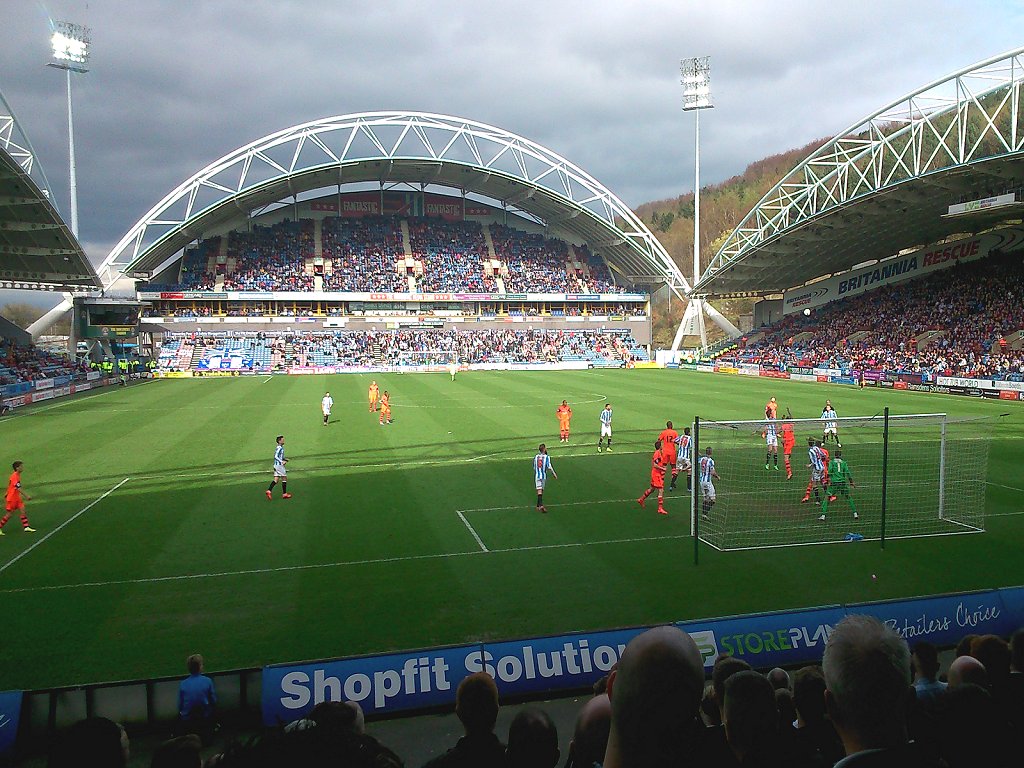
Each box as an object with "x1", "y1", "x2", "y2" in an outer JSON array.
[{"x1": 3, "y1": 0, "x2": 1024, "y2": 278}]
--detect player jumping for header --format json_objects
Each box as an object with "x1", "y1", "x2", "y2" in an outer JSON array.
[
  {"x1": 557, "y1": 400, "x2": 573, "y2": 443},
  {"x1": 598, "y1": 403, "x2": 613, "y2": 452},
  {"x1": 1, "y1": 461, "x2": 35, "y2": 535},
  {"x1": 802, "y1": 437, "x2": 827, "y2": 506},
  {"x1": 672, "y1": 427, "x2": 693, "y2": 492},
  {"x1": 534, "y1": 444, "x2": 557, "y2": 513},
  {"x1": 819, "y1": 449, "x2": 858, "y2": 521},
  {"x1": 781, "y1": 417, "x2": 796, "y2": 479},
  {"x1": 637, "y1": 439, "x2": 668, "y2": 515},
  {"x1": 266, "y1": 435, "x2": 291, "y2": 499},
  {"x1": 822, "y1": 399, "x2": 841, "y2": 447},
  {"x1": 698, "y1": 446, "x2": 721, "y2": 520},
  {"x1": 763, "y1": 412, "x2": 780, "y2": 472},
  {"x1": 321, "y1": 391, "x2": 333, "y2": 426}
]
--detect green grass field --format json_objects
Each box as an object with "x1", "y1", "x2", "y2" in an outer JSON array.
[{"x1": 1, "y1": 370, "x2": 1021, "y2": 691}]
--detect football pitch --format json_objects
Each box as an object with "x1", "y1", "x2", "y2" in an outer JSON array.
[{"x1": 1, "y1": 370, "x2": 1022, "y2": 691}]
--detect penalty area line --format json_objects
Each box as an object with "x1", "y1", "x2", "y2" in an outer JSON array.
[
  {"x1": 0, "y1": 477, "x2": 131, "y2": 574},
  {"x1": 455, "y1": 510, "x2": 489, "y2": 552},
  {"x1": 0, "y1": 532, "x2": 691, "y2": 595}
]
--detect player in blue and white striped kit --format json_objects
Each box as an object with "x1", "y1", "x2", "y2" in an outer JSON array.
[
  {"x1": 534, "y1": 444, "x2": 558, "y2": 513},
  {"x1": 672, "y1": 427, "x2": 692, "y2": 491},
  {"x1": 802, "y1": 437, "x2": 827, "y2": 506},
  {"x1": 764, "y1": 418, "x2": 779, "y2": 471},
  {"x1": 598, "y1": 404, "x2": 613, "y2": 453},
  {"x1": 266, "y1": 435, "x2": 291, "y2": 499}
]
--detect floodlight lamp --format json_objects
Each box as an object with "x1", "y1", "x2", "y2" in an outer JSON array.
[
  {"x1": 49, "y1": 21, "x2": 91, "y2": 72},
  {"x1": 680, "y1": 56, "x2": 712, "y2": 111}
]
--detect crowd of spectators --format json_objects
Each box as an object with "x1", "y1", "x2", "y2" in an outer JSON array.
[
  {"x1": 41, "y1": 620, "x2": 1023, "y2": 767},
  {"x1": 222, "y1": 221, "x2": 315, "y2": 292},
  {"x1": 322, "y1": 216, "x2": 407, "y2": 292},
  {"x1": 407, "y1": 218, "x2": 495, "y2": 293},
  {"x1": 738, "y1": 252, "x2": 1024, "y2": 380},
  {"x1": 163, "y1": 215, "x2": 631, "y2": 296},
  {"x1": 0, "y1": 338, "x2": 87, "y2": 386}
]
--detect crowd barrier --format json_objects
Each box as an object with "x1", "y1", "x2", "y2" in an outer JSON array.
[
  {"x1": 3, "y1": 585, "x2": 1020, "y2": 755},
  {"x1": 1, "y1": 375, "x2": 117, "y2": 411},
  {"x1": 663, "y1": 361, "x2": 1024, "y2": 401},
  {"x1": 256, "y1": 584, "x2": 1024, "y2": 724}
]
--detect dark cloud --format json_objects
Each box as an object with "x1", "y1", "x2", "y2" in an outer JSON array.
[{"x1": 3, "y1": 0, "x2": 1022, "y2": 279}]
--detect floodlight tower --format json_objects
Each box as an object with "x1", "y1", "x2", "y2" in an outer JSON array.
[
  {"x1": 671, "y1": 57, "x2": 739, "y2": 352},
  {"x1": 47, "y1": 21, "x2": 91, "y2": 239}
]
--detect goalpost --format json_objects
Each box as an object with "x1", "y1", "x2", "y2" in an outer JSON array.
[
  {"x1": 690, "y1": 409, "x2": 990, "y2": 553},
  {"x1": 394, "y1": 350, "x2": 460, "y2": 371}
]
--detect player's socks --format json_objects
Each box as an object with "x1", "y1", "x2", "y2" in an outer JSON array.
[
  {"x1": 281, "y1": 482, "x2": 287, "y2": 495},
  {"x1": 637, "y1": 489, "x2": 651, "y2": 508},
  {"x1": 267, "y1": 481, "x2": 276, "y2": 491},
  {"x1": 0, "y1": 513, "x2": 8, "y2": 527}
]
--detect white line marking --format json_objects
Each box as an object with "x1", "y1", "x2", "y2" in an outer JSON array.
[
  {"x1": 0, "y1": 381, "x2": 155, "y2": 423},
  {"x1": 0, "y1": 477, "x2": 131, "y2": 574},
  {"x1": 262, "y1": 375, "x2": 273, "y2": 383},
  {"x1": 987, "y1": 510, "x2": 1024, "y2": 518},
  {"x1": 456, "y1": 511, "x2": 489, "y2": 552},
  {"x1": 987, "y1": 481, "x2": 1024, "y2": 492},
  {"x1": 0, "y1": 532, "x2": 689, "y2": 595},
  {"x1": 461, "y1": 496, "x2": 685, "y2": 513}
]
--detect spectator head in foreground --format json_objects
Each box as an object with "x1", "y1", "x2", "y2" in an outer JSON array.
[
  {"x1": 822, "y1": 614, "x2": 912, "y2": 756},
  {"x1": 151, "y1": 735, "x2": 202, "y2": 768},
  {"x1": 456, "y1": 671, "x2": 500, "y2": 735},
  {"x1": 506, "y1": 706, "x2": 559, "y2": 768},
  {"x1": 567, "y1": 693, "x2": 611, "y2": 768},
  {"x1": 722, "y1": 670, "x2": 780, "y2": 764},
  {"x1": 712, "y1": 655, "x2": 753, "y2": 718},
  {"x1": 603, "y1": 625, "x2": 705, "y2": 768},
  {"x1": 946, "y1": 654, "x2": 988, "y2": 689},
  {"x1": 1011, "y1": 628, "x2": 1024, "y2": 672},
  {"x1": 767, "y1": 667, "x2": 790, "y2": 691},
  {"x1": 49, "y1": 717, "x2": 129, "y2": 768}
]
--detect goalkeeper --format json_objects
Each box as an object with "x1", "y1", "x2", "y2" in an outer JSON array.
[{"x1": 819, "y1": 450, "x2": 859, "y2": 521}]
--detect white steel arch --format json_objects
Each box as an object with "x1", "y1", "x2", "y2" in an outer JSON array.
[
  {"x1": 98, "y1": 111, "x2": 689, "y2": 295},
  {"x1": 697, "y1": 46, "x2": 1024, "y2": 292},
  {"x1": 0, "y1": 88, "x2": 57, "y2": 204}
]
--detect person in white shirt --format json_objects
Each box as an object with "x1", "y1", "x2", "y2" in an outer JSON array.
[
  {"x1": 598, "y1": 404, "x2": 613, "y2": 453},
  {"x1": 321, "y1": 391, "x2": 334, "y2": 426}
]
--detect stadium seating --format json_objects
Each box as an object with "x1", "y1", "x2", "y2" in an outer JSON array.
[
  {"x1": 739, "y1": 252, "x2": 1024, "y2": 380},
  {"x1": 0, "y1": 338, "x2": 87, "y2": 385},
  {"x1": 156, "y1": 329, "x2": 648, "y2": 370},
  {"x1": 322, "y1": 216, "x2": 407, "y2": 292}
]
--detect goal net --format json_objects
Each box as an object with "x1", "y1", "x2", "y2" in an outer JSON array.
[
  {"x1": 692, "y1": 412, "x2": 989, "y2": 551},
  {"x1": 395, "y1": 350, "x2": 459, "y2": 370}
]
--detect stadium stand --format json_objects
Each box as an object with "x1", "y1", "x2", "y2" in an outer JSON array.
[
  {"x1": 0, "y1": 337, "x2": 87, "y2": 385},
  {"x1": 157, "y1": 329, "x2": 648, "y2": 371},
  {"x1": 39, "y1": 624, "x2": 1023, "y2": 767},
  {"x1": 222, "y1": 221, "x2": 315, "y2": 292},
  {"x1": 738, "y1": 251, "x2": 1024, "y2": 380},
  {"x1": 322, "y1": 215, "x2": 407, "y2": 293}
]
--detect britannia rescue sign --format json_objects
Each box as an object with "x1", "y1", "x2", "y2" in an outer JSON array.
[{"x1": 781, "y1": 227, "x2": 1024, "y2": 314}]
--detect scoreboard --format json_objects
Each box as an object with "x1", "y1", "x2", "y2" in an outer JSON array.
[{"x1": 75, "y1": 298, "x2": 142, "y2": 339}]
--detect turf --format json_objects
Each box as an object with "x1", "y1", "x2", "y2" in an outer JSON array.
[{"x1": 0, "y1": 370, "x2": 1021, "y2": 690}]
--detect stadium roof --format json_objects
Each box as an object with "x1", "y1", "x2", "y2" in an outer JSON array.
[
  {"x1": 0, "y1": 89, "x2": 99, "y2": 291},
  {"x1": 97, "y1": 111, "x2": 690, "y2": 295},
  {"x1": 695, "y1": 47, "x2": 1024, "y2": 297}
]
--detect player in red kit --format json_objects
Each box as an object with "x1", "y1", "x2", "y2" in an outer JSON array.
[
  {"x1": 658, "y1": 421, "x2": 679, "y2": 490},
  {"x1": 637, "y1": 439, "x2": 668, "y2": 515},
  {"x1": 1, "y1": 461, "x2": 35, "y2": 534}
]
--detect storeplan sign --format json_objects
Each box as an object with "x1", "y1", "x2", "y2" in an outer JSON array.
[{"x1": 782, "y1": 228, "x2": 1024, "y2": 314}]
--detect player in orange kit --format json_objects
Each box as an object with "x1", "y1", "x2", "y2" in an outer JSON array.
[
  {"x1": 637, "y1": 439, "x2": 668, "y2": 515},
  {"x1": 379, "y1": 390, "x2": 392, "y2": 425},
  {"x1": 658, "y1": 421, "x2": 679, "y2": 490},
  {"x1": 1, "y1": 461, "x2": 35, "y2": 535},
  {"x1": 556, "y1": 400, "x2": 573, "y2": 443},
  {"x1": 781, "y1": 419, "x2": 796, "y2": 479},
  {"x1": 368, "y1": 381, "x2": 380, "y2": 412}
]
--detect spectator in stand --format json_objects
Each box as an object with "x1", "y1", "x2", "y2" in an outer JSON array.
[
  {"x1": 177, "y1": 654, "x2": 217, "y2": 741},
  {"x1": 602, "y1": 626, "x2": 706, "y2": 768},
  {"x1": 505, "y1": 707, "x2": 559, "y2": 768},
  {"x1": 1010, "y1": 628, "x2": 1024, "y2": 729},
  {"x1": 708, "y1": 655, "x2": 752, "y2": 767},
  {"x1": 971, "y1": 634, "x2": 1012, "y2": 703},
  {"x1": 954, "y1": 634, "x2": 978, "y2": 659},
  {"x1": 150, "y1": 735, "x2": 202, "y2": 768},
  {"x1": 767, "y1": 668, "x2": 790, "y2": 691},
  {"x1": 947, "y1": 654, "x2": 988, "y2": 689},
  {"x1": 722, "y1": 670, "x2": 784, "y2": 767},
  {"x1": 210, "y1": 724, "x2": 402, "y2": 768},
  {"x1": 565, "y1": 693, "x2": 611, "y2": 768},
  {"x1": 49, "y1": 717, "x2": 130, "y2": 768},
  {"x1": 910, "y1": 642, "x2": 946, "y2": 703},
  {"x1": 935, "y1": 684, "x2": 1013, "y2": 768},
  {"x1": 822, "y1": 614, "x2": 937, "y2": 767},
  {"x1": 421, "y1": 671, "x2": 505, "y2": 768},
  {"x1": 791, "y1": 665, "x2": 844, "y2": 767}
]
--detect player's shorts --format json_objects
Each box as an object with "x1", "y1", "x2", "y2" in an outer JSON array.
[
  {"x1": 811, "y1": 468, "x2": 824, "y2": 483},
  {"x1": 535, "y1": 479, "x2": 546, "y2": 492},
  {"x1": 662, "y1": 450, "x2": 678, "y2": 467},
  {"x1": 700, "y1": 480, "x2": 716, "y2": 501},
  {"x1": 677, "y1": 457, "x2": 692, "y2": 472},
  {"x1": 832, "y1": 481, "x2": 850, "y2": 496},
  {"x1": 766, "y1": 434, "x2": 778, "y2": 448},
  {"x1": 824, "y1": 426, "x2": 838, "y2": 435},
  {"x1": 322, "y1": 410, "x2": 331, "y2": 416},
  {"x1": 273, "y1": 463, "x2": 287, "y2": 478},
  {"x1": 600, "y1": 424, "x2": 612, "y2": 437},
  {"x1": 5, "y1": 499, "x2": 24, "y2": 513},
  {"x1": 650, "y1": 471, "x2": 665, "y2": 490},
  {"x1": 783, "y1": 442, "x2": 795, "y2": 455}
]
